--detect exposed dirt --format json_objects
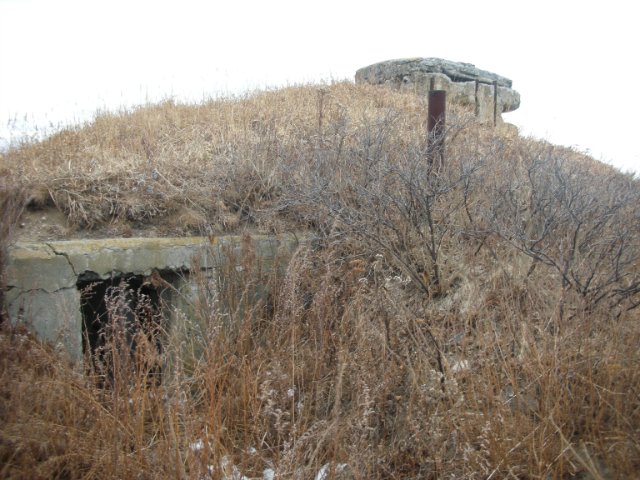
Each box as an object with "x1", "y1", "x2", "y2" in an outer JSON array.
[{"x1": 14, "y1": 206, "x2": 173, "y2": 242}]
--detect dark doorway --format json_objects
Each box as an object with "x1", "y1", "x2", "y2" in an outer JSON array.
[{"x1": 77, "y1": 270, "x2": 176, "y2": 384}]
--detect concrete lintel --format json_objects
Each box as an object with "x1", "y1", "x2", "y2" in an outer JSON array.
[{"x1": 7, "y1": 233, "x2": 300, "y2": 288}]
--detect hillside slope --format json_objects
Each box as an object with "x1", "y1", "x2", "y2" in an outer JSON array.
[
  {"x1": 1, "y1": 82, "x2": 618, "y2": 240},
  {"x1": 1, "y1": 82, "x2": 639, "y2": 479}
]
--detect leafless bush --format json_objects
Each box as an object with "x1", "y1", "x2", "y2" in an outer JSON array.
[
  {"x1": 483, "y1": 143, "x2": 640, "y2": 313},
  {"x1": 289, "y1": 109, "x2": 485, "y2": 294}
]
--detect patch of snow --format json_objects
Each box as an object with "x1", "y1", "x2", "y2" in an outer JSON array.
[
  {"x1": 314, "y1": 464, "x2": 330, "y2": 480},
  {"x1": 451, "y1": 360, "x2": 470, "y2": 373},
  {"x1": 314, "y1": 463, "x2": 347, "y2": 480},
  {"x1": 190, "y1": 439, "x2": 205, "y2": 452},
  {"x1": 263, "y1": 468, "x2": 275, "y2": 480},
  {"x1": 220, "y1": 455, "x2": 249, "y2": 480}
]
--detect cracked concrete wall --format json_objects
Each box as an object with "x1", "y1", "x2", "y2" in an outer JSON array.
[
  {"x1": 6, "y1": 242, "x2": 83, "y2": 356},
  {"x1": 5, "y1": 234, "x2": 300, "y2": 360}
]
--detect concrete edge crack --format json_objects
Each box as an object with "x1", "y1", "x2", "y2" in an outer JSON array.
[{"x1": 45, "y1": 243, "x2": 78, "y2": 277}]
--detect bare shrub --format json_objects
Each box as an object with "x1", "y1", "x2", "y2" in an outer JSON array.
[
  {"x1": 287, "y1": 106, "x2": 489, "y2": 292},
  {"x1": 482, "y1": 142, "x2": 640, "y2": 313}
]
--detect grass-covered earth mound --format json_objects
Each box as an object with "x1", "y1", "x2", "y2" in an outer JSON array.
[{"x1": 0, "y1": 82, "x2": 639, "y2": 479}]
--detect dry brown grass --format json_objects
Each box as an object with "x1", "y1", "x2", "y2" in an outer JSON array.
[
  {"x1": 1, "y1": 241, "x2": 639, "y2": 479},
  {"x1": 1, "y1": 83, "x2": 439, "y2": 236},
  {"x1": 1, "y1": 82, "x2": 639, "y2": 479},
  {"x1": 0, "y1": 170, "x2": 24, "y2": 324}
]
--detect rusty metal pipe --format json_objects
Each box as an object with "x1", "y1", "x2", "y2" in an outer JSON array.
[{"x1": 427, "y1": 90, "x2": 446, "y2": 168}]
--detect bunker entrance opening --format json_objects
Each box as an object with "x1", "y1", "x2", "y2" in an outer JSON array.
[{"x1": 76, "y1": 270, "x2": 180, "y2": 383}]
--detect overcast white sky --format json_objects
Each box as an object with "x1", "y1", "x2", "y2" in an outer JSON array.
[{"x1": 1, "y1": 0, "x2": 638, "y2": 174}]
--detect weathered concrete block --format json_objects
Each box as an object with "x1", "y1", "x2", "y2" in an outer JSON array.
[
  {"x1": 355, "y1": 57, "x2": 521, "y2": 124},
  {"x1": 7, "y1": 287, "x2": 82, "y2": 359},
  {"x1": 6, "y1": 243, "x2": 76, "y2": 291},
  {"x1": 356, "y1": 57, "x2": 513, "y2": 87},
  {"x1": 48, "y1": 237, "x2": 211, "y2": 278}
]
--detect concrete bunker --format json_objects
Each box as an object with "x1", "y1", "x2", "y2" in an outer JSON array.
[{"x1": 4, "y1": 234, "x2": 300, "y2": 361}]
